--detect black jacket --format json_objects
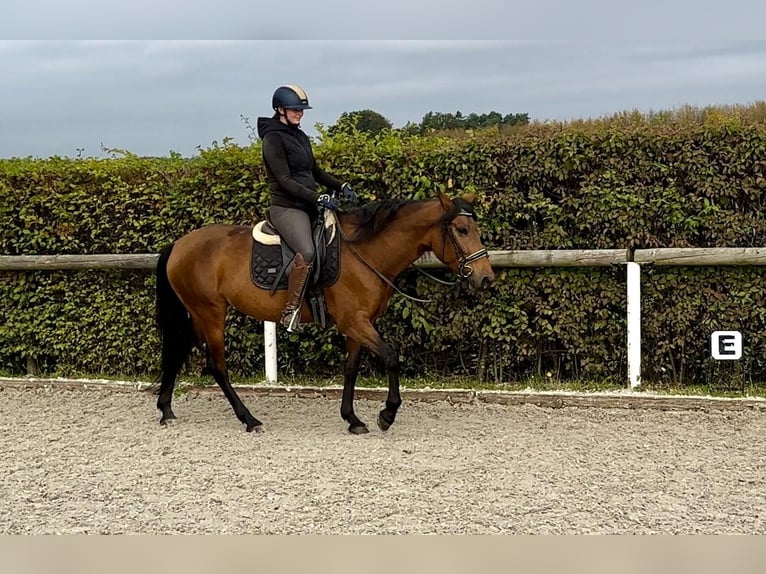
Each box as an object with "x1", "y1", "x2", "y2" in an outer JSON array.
[{"x1": 257, "y1": 117, "x2": 343, "y2": 217}]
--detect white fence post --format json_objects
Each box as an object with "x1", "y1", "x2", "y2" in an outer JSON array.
[
  {"x1": 626, "y1": 262, "x2": 641, "y2": 388},
  {"x1": 264, "y1": 321, "x2": 278, "y2": 384}
]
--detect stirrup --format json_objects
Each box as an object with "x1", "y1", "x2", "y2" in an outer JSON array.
[{"x1": 281, "y1": 308, "x2": 303, "y2": 333}]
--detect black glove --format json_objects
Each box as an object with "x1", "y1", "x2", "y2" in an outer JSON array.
[
  {"x1": 317, "y1": 194, "x2": 339, "y2": 211},
  {"x1": 340, "y1": 182, "x2": 357, "y2": 202}
]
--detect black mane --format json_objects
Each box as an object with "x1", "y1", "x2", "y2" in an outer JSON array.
[
  {"x1": 340, "y1": 196, "x2": 475, "y2": 244},
  {"x1": 341, "y1": 198, "x2": 418, "y2": 244}
]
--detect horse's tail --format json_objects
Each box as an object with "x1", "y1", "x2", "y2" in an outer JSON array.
[{"x1": 153, "y1": 242, "x2": 195, "y2": 392}]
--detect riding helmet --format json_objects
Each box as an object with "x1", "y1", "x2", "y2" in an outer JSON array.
[{"x1": 272, "y1": 85, "x2": 313, "y2": 111}]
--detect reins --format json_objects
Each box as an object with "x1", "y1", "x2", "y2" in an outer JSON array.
[
  {"x1": 334, "y1": 217, "x2": 434, "y2": 303},
  {"x1": 330, "y1": 206, "x2": 490, "y2": 304}
]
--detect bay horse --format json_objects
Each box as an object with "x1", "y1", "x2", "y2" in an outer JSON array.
[{"x1": 154, "y1": 191, "x2": 495, "y2": 434}]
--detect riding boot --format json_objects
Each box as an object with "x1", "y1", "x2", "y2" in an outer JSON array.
[{"x1": 280, "y1": 253, "x2": 313, "y2": 332}]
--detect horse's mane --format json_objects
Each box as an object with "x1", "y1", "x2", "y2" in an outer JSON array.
[
  {"x1": 340, "y1": 198, "x2": 417, "y2": 244},
  {"x1": 339, "y1": 196, "x2": 476, "y2": 244}
]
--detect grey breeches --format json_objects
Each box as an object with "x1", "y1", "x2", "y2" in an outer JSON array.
[{"x1": 269, "y1": 205, "x2": 316, "y2": 264}]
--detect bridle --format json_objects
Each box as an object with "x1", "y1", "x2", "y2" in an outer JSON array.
[
  {"x1": 412, "y1": 209, "x2": 489, "y2": 288},
  {"x1": 335, "y1": 206, "x2": 490, "y2": 302},
  {"x1": 438, "y1": 209, "x2": 490, "y2": 282}
]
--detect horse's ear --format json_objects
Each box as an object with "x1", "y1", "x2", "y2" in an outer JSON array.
[
  {"x1": 462, "y1": 192, "x2": 476, "y2": 205},
  {"x1": 438, "y1": 191, "x2": 454, "y2": 212}
]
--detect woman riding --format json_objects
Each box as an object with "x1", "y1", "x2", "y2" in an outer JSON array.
[{"x1": 256, "y1": 84, "x2": 357, "y2": 332}]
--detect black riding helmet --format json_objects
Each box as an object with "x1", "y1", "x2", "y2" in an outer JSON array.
[{"x1": 272, "y1": 85, "x2": 313, "y2": 111}]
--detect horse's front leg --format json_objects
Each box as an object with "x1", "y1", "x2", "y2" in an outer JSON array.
[
  {"x1": 341, "y1": 337, "x2": 368, "y2": 434},
  {"x1": 342, "y1": 321, "x2": 402, "y2": 433},
  {"x1": 376, "y1": 338, "x2": 401, "y2": 432}
]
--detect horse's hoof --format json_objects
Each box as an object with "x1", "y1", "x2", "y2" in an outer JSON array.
[
  {"x1": 160, "y1": 409, "x2": 176, "y2": 426},
  {"x1": 348, "y1": 424, "x2": 369, "y2": 435},
  {"x1": 246, "y1": 423, "x2": 264, "y2": 433},
  {"x1": 377, "y1": 413, "x2": 392, "y2": 432},
  {"x1": 159, "y1": 413, "x2": 176, "y2": 426}
]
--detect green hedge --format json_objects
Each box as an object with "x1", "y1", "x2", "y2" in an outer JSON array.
[{"x1": 2, "y1": 118, "x2": 766, "y2": 387}]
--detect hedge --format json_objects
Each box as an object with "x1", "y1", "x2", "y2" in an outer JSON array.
[{"x1": 2, "y1": 116, "x2": 766, "y2": 387}]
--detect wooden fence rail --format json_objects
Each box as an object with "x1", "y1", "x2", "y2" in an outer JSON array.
[
  {"x1": 632, "y1": 247, "x2": 766, "y2": 266},
  {"x1": 0, "y1": 254, "x2": 160, "y2": 270},
  {"x1": 3, "y1": 247, "x2": 766, "y2": 271}
]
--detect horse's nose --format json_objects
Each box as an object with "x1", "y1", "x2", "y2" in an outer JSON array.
[{"x1": 481, "y1": 274, "x2": 495, "y2": 290}]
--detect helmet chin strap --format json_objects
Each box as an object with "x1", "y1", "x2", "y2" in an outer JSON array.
[
  {"x1": 277, "y1": 107, "x2": 301, "y2": 127},
  {"x1": 287, "y1": 110, "x2": 301, "y2": 127}
]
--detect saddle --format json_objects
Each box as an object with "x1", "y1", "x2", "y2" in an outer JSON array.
[{"x1": 249, "y1": 209, "x2": 341, "y2": 327}]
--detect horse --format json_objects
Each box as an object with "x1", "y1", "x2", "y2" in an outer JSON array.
[{"x1": 154, "y1": 191, "x2": 495, "y2": 435}]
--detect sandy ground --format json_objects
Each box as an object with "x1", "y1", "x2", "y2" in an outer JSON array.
[{"x1": 0, "y1": 385, "x2": 764, "y2": 534}]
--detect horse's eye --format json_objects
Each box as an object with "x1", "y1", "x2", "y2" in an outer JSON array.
[{"x1": 455, "y1": 226, "x2": 469, "y2": 236}]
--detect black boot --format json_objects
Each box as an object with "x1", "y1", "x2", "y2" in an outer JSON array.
[{"x1": 280, "y1": 253, "x2": 313, "y2": 332}]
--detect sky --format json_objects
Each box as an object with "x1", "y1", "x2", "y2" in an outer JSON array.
[{"x1": 2, "y1": 1, "x2": 766, "y2": 159}]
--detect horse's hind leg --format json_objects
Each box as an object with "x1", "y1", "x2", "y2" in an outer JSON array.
[
  {"x1": 196, "y1": 307, "x2": 264, "y2": 433},
  {"x1": 157, "y1": 355, "x2": 183, "y2": 426},
  {"x1": 156, "y1": 309, "x2": 196, "y2": 426}
]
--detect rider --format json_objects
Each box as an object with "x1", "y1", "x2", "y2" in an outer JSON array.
[{"x1": 257, "y1": 84, "x2": 357, "y2": 332}]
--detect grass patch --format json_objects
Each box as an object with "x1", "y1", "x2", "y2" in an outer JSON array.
[
  {"x1": 228, "y1": 373, "x2": 766, "y2": 398},
  {"x1": 2, "y1": 369, "x2": 765, "y2": 399}
]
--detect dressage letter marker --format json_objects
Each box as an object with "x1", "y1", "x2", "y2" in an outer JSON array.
[{"x1": 710, "y1": 331, "x2": 742, "y2": 360}]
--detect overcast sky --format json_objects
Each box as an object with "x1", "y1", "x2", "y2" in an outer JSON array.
[{"x1": 3, "y1": 1, "x2": 766, "y2": 159}]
